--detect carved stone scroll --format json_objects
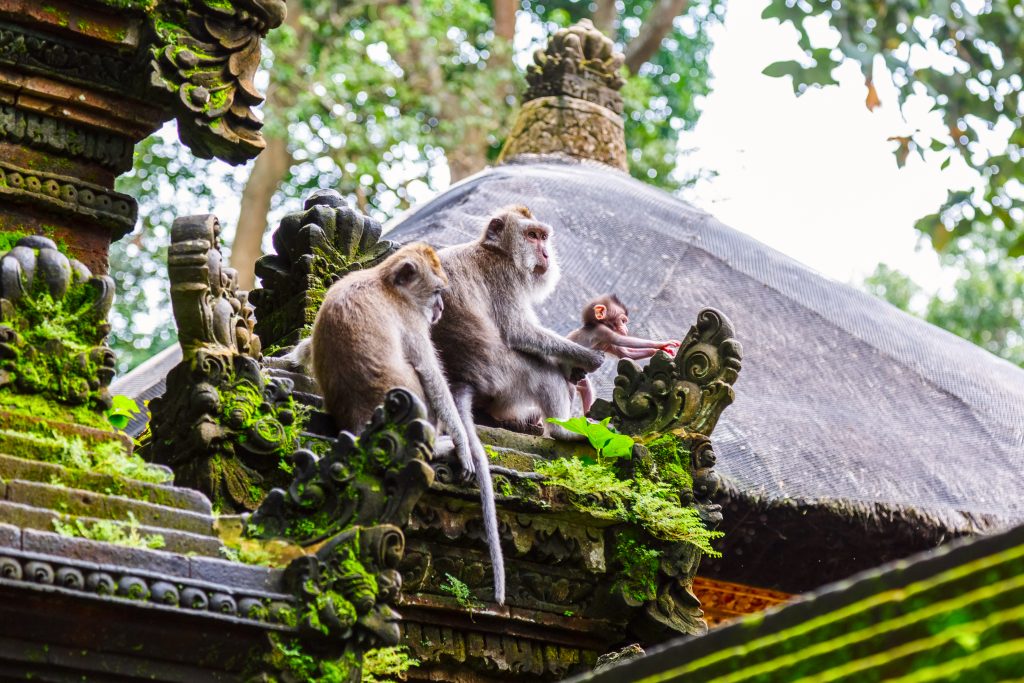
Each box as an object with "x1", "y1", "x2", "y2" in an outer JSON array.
[
  {"x1": 148, "y1": 0, "x2": 287, "y2": 163},
  {"x1": 248, "y1": 388, "x2": 435, "y2": 545},
  {"x1": 249, "y1": 189, "x2": 398, "y2": 349},
  {"x1": 147, "y1": 214, "x2": 303, "y2": 512},
  {"x1": 590, "y1": 307, "x2": 742, "y2": 438}
]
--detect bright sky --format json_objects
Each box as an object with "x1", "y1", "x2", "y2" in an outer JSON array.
[{"x1": 676, "y1": 0, "x2": 986, "y2": 292}]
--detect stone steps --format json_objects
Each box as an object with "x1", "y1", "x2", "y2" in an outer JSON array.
[
  {"x1": 0, "y1": 452, "x2": 211, "y2": 514},
  {"x1": 0, "y1": 500, "x2": 222, "y2": 556}
]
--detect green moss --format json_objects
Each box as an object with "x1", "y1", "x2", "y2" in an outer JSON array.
[
  {"x1": 52, "y1": 511, "x2": 165, "y2": 550},
  {"x1": 612, "y1": 531, "x2": 661, "y2": 603},
  {"x1": 644, "y1": 433, "x2": 693, "y2": 491},
  {"x1": 0, "y1": 392, "x2": 110, "y2": 431},
  {"x1": 363, "y1": 646, "x2": 419, "y2": 683},
  {"x1": 535, "y1": 449, "x2": 722, "y2": 556},
  {"x1": 266, "y1": 635, "x2": 359, "y2": 683},
  {"x1": 0, "y1": 418, "x2": 169, "y2": 484}
]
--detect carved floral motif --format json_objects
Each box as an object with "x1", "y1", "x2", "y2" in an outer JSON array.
[
  {"x1": 149, "y1": 0, "x2": 287, "y2": 163},
  {"x1": 525, "y1": 19, "x2": 625, "y2": 114},
  {"x1": 249, "y1": 189, "x2": 397, "y2": 349}
]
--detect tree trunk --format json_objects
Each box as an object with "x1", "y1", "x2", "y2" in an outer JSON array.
[
  {"x1": 624, "y1": 0, "x2": 689, "y2": 74},
  {"x1": 592, "y1": 0, "x2": 618, "y2": 36},
  {"x1": 230, "y1": 134, "x2": 291, "y2": 290},
  {"x1": 493, "y1": 0, "x2": 516, "y2": 40}
]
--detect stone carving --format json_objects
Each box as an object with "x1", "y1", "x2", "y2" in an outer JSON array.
[
  {"x1": 0, "y1": 162, "x2": 138, "y2": 239},
  {"x1": 590, "y1": 307, "x2": 742, "y2": 438},
  {"x1": 250, "y1": 388, "x2": 434, "y2": 682},
  {"x1": 0, "y1": 105, "x2": 135, "y2": 173},
  {"x1": 525, "y1": 19, "x2": 625, "y2": 114},
  {"x1": 250, "y1": 189, "x2": 397, "y2": 349},
  {"x1": 590, "y1": 308, "x2": 742, "y2": 640},
  {"x1": 148, "y1": 214, "x2": 303, "y2": 512},
  {"x1": 148, "y1": 0, "x2": 287, "y2": 163},
  {"x1": 249, "y1": 388, "x2": 435, "y2": 545},
  {"x1": 0, "y1": 24, "x2": 138, "y2": 96},
  {"x1": 0, "y1": 236, "x2": 115, "y2": 409},
  {"x1": 0, "y1": 548, "x2": 293, "y2": 624}
]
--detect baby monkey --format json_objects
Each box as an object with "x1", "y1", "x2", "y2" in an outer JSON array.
[{"x1": 567, "y1": 294, "x2": 681, "y2": 413}]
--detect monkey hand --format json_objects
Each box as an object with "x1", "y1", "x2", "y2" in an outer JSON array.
[
  {"x1": 660, "y1": 340, "x2": 682, "y2": 356},
  {"x1": 455, "y1": 443, "x2": 477, "y2": 481},
  {"x1": 576, "y1": 348, "x2": 605, "y2": 373}
]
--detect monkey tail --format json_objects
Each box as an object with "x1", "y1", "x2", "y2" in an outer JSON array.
[{"x1": 475, "y1": 446, "x2": 506, "y2": 605}]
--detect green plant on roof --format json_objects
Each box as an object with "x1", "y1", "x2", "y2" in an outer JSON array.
[
  {"x1": 105, "y1": 395, "x2": 141, "y2": 431},
  {"x1": 52, "y1": 511, "x2": 165, "y2": 550},
  {"x1": 440, "y1": 573, "x2": 482, "y2": 613},
  {"x1": 546, "y1": 416, "x2": 635, "y2": 460}
]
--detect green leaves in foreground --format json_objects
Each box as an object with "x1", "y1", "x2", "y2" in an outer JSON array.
[
  {"x1": 546, "y1": 417, "x2": 634, "y2": 460},
  {"x1": 105, "y1": 394, "x2": 141, "y2": 431}
]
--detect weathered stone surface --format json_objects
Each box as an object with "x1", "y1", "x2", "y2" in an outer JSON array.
[
  {"x1": 500, "y1": 96, "x2": 627, "y2": 171},
  {"x1": 10, "y1": 505, "x2": 223, "y2": 557},
  {"x1": 20, "y1": 527, "x2": 191, "y2": 578},
  {"x1": 0, "y1": 453, "x2": 212, "y2": 514},
  {"x1": 188, "y1": 555, "x2": 284, "y2": 594},
  {"x1": 0, "y1": 522, "x2": 21, "y2": 549},
  {"x1": 3, "y1": 480, "x2": 215, "y2": 536}
]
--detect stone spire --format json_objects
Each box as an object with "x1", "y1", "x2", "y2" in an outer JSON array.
[{"x1": 499, "y1": 19, "x2": 628, "y2": 170}]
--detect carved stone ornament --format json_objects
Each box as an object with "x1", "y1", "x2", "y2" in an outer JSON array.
[
  {"x1": 249, "y1": 389, "x2": 434, "y2": 682},
  {"x1": 250, "y1": 189, "x2": 398, "y2": 349},
  {"x1": 590, "y1": 307, "x2": 742, "y2": 438},
  {"x1": 248, "y1": 388, "x2": 435, "y2": 545},
  {"x1": 0, "y1": 235, "x2": 115, "y2": 409},
  {"x1": 147, "y1": 214, "x2": 303, "y2": 512},
  {"x1": 148, "y1": 0, "x2": 287, "y2": 163},
  {"x1": 524, "y1": 19, "x2": 625, "y2": 115},
  {"x1": 590, "y1": 308, "x2": 742, "y2": 640}
]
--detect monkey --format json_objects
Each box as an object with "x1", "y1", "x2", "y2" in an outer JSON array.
[
  {"x1": 431, "y1": 205, "x2": 606, "y2": 446},
  {"x1": 565, "y1": 294, "x2": 681, "y2": 413},
  {"x1": 301, "y1": 243, "x2": 507, "y2": 605}
]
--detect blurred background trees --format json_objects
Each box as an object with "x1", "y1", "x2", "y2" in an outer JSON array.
[{"x1": 111, "y1": 0, "x2": 1023, "y2": 372}]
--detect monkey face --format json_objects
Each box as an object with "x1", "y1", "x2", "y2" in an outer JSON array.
[
  {"x1": 522, "y1": 221, "x2": 551, "y2": 274},
  {"x1": 386, "y1": 243, "x2": 450, "y2": 324}
]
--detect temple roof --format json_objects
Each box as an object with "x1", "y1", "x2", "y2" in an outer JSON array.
[
  {"x1": 566, "y1": 519, "x2": 1024, "y2": 682},
  {"x1": 384, "y1": 157, "x2": 1024, "y2": 537}
]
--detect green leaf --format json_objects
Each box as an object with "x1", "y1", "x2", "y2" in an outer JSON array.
[
  {"x1": 105, "y1": 394, "x2": 141, "y2": 431},
  {"x1": 761, "y1": 60, "x2": 804, "y2": 79},
  {"x1": 546, "y1": 417, "x2": 635, "y2": 460}
]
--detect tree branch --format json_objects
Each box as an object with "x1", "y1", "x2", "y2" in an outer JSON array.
[{"x1": 624, "y1": 0, "x2": 688, "y2": 74}]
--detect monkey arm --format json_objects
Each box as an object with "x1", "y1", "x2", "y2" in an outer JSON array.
[
  {"x1": 507, "y1": 325, "x2": 604, "y2": 371},
  {"x1": 593, "y1": 325, "x2": 678, "y2": 350},
  {"x1": 612, "y1": 346, "x2": 660, "y2": 361}
]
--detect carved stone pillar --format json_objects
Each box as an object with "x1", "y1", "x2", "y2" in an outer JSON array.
[
  {"x1": 498, "y1": 19, "x2": 628, "y2": 171},
  {"x1": 0, "y1": 0, "x2": 284, "y2": 272}
]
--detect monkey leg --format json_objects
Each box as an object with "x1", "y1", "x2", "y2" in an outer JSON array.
[
  {"x1": 578, "y1": 377, "x2": 595, "y2": 415},
  {"x1": 534, "y1": 370, "x2": 587, "y2": 441}
]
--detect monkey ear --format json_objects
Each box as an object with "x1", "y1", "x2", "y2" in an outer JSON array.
[
  {"x1": 485, "y1": 216, "x2": 505, "y2": 243},
  {"x1": 594, "y1": 304, "x2": 607, "y2": 320},
  {"x1": 392, "y1": 260, "x2": 417, "y2": 287}
]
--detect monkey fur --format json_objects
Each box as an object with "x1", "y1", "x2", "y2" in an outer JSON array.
[
  {"x1": 431, "y1": 206, "x2": 605, "y2": 444},
  {"x1": 566, "y1": 294, "x2": 681, "y2": 413},
  {"x1": 303, "y1": 242, "x2": 507, "y2": 605}
]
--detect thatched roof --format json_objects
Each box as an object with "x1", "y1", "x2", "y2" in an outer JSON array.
[{"x1": 384, "y1": 156, "x2": 1024, "y2": 589}]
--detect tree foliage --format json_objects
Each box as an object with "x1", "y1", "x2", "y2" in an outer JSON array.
[
  {"x1": 760, "y1": 0, "x2": 1023, "y2": 258},
  {"x1": 863, "y1": 259, "x2": 1024, "y2": 367}
]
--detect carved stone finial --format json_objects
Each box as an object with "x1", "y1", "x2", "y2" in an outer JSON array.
[
  {"x1": 499, "y1": 19, "x2": 628, "y2": 170},
  {"x1": 249, "y1": 189, "x2": 398, "y2": 349},
  {"x1": 148, "y1": 214, "x2": 304, "y2": 512}
]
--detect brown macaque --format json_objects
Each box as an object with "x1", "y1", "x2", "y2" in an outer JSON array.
[
  {"x1": 432, "y1": 205, "x2": 605, "y2": 449},
  {"x1": 567, "y1": 294, "x2": 681, "y2": 413},
  {"x1": 299, "y1": 243, "x2": 506, "y2": 604}
]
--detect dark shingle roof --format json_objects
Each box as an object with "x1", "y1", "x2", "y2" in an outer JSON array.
[{"x1": 385, "y1": 158, "x2": 1024, "y2": 532}]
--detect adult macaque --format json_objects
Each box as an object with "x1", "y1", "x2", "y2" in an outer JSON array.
[
  {"x1": 304, "y1": 243, "x2": 506, "y2": 604},
  {"x1": 567, "y1": 294, "x2": 681, "y2": 413},
  {"x1": 432, "y1": 206, "x2": 605, "y2": 442}
]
